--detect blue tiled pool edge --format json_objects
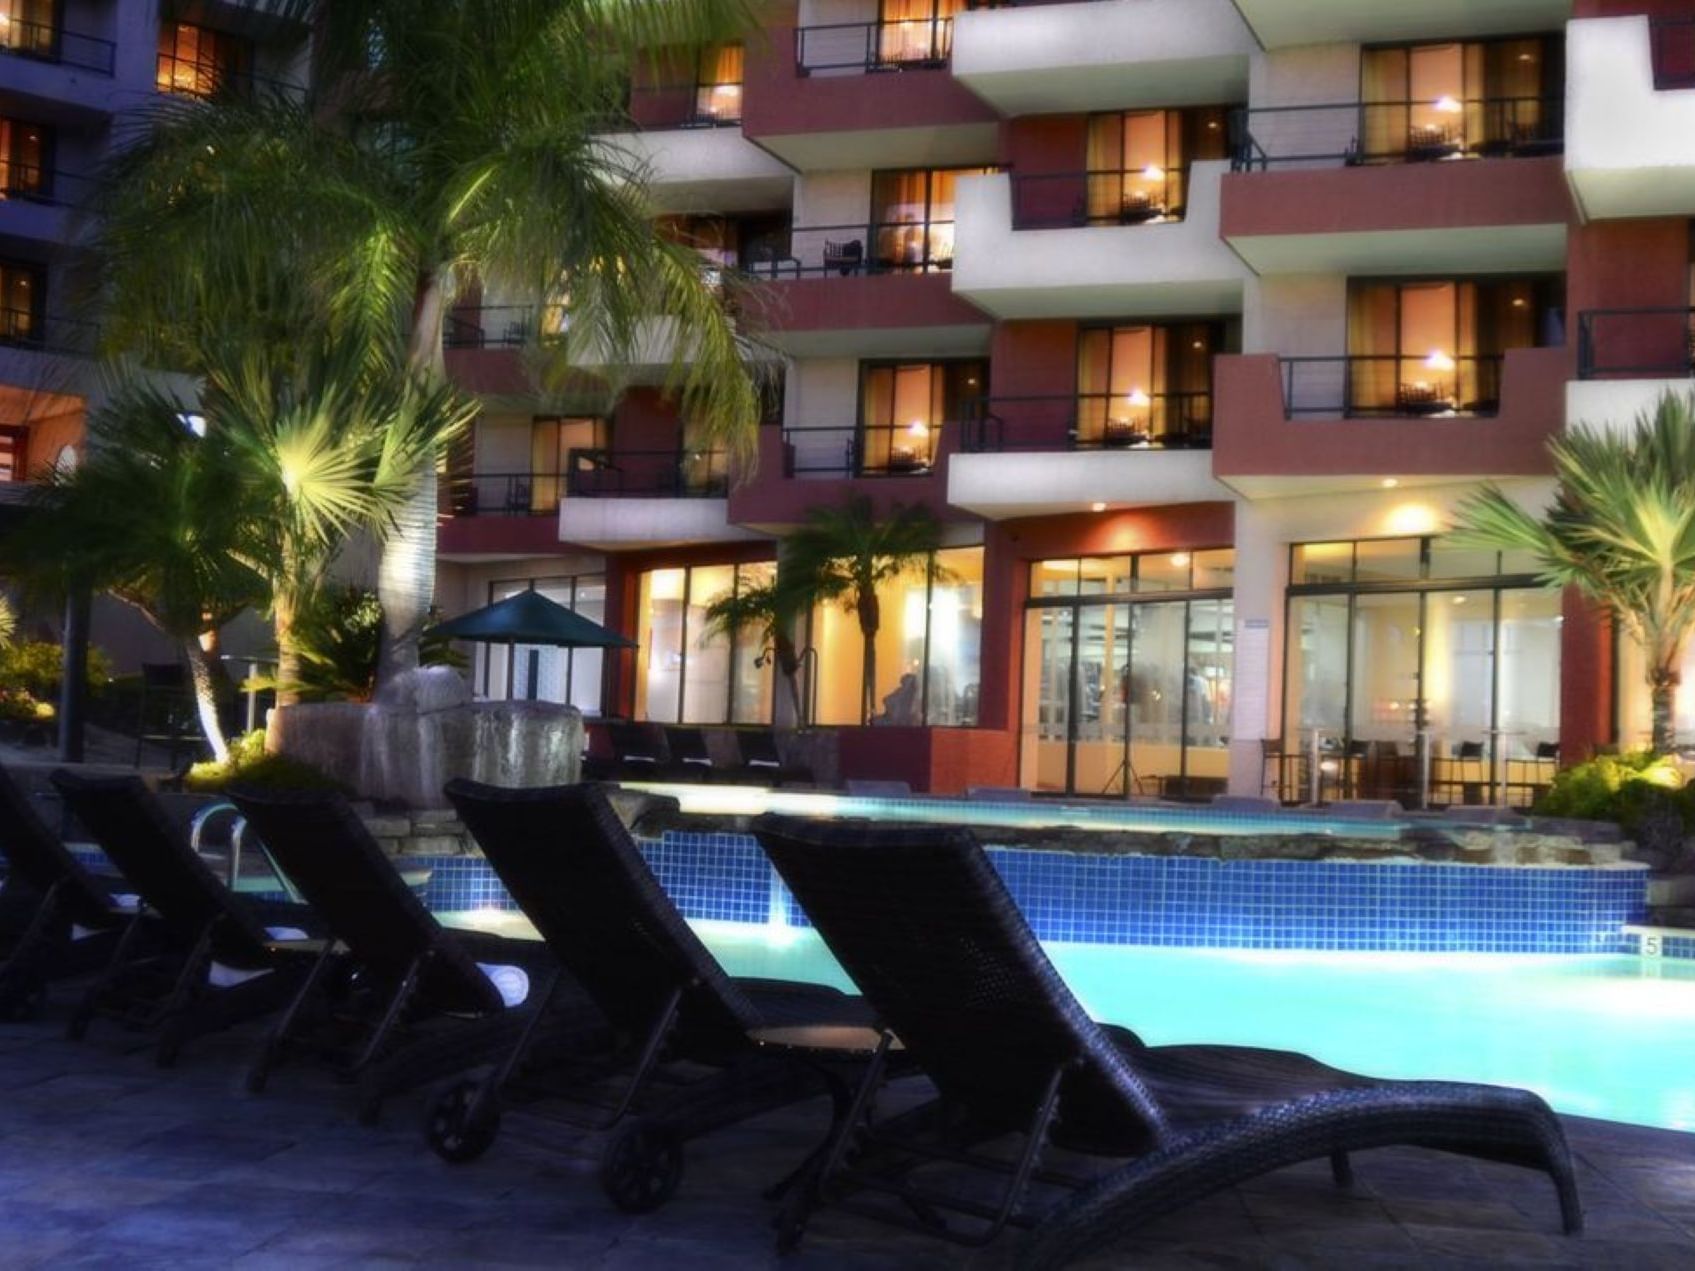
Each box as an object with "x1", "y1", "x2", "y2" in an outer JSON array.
[{"x1": 424, "y1": 830, "x2": 1652, "y2": 957}]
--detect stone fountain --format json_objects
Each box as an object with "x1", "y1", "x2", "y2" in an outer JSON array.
[{"x1": 267, "y1": 667, "x2": 583, "y2": 810}]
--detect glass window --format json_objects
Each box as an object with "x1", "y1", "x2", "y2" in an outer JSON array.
[
  {"x1": 0, "y1": 259, "x2": 42, "y2": 342},
  {"x1": 1292, "y1": 542, "x2": 1353, "y2": 585},
  {"x1": 1354, "y1": 537, "x2": 1422, "y2": 583},
  {"x1": 1021, "y1": 606, "x2": 1074, "y2": 792},
  {"x1": 694, "y1": 43, "x2": 743, "y2": 123},
  {"x1": 876, "y1": 0, "x2": 963, "y2": 68},
  {"x1": 1075, "y1": 322, "x2": 1219, "y2": 447},
  {"x1": 926, "y1": 547, "x2": 983, "y2": 726},
  {"x1": 1360, "y1": 36, "x2": 1561, "y2": 163},
  {"x1": 869, "y1": 167, "x2": 992, "y2": 273},
  {"x1": 1192, "y1": 548, "x2": 1235, "y2": 592},
  {"x1": 636, "y1": 561, "x2": 776, "y2": 725},
  {"x1": 1033, "y1": 559, "x2": 1079, "y2": 598},
  {"x1": 680, "y1": 565, "x2": 735, "y2": 723},
  {"x1": 531, "y1": 417, "x2": 603, "y2": 513},
  {"x1": 2, "y1": 0, "x2": 59, "y2": 57},
  {"x1": 1427, "y1": 540, "x2": 1499, "y2": 580},
  {"x1": 858, "y1": 360, "x2": 982, "y2": 476},
  {"x1": 0, "y1": 118, "x2": 48, "y2": 199},
  {"x1": 1084, "y1": 106, "x2": 1230, "y2": 225},
  {"x1": 636, "y1": 568, "x2": 686, "y2": 723},
  {"x1": 156, "y1": 21, "x2": 252, "y2": 97},
  {"x1": 476, "y1": 575, "x2": 606, "y2": 715},
  {"x1": 1136, "y1": 551, "x2": 1192, "y2": 593}
]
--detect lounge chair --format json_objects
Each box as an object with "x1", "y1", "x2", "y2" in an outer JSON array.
[
  {"x1": 735, "y1": 729, "x2": 814, "y2": 787},
  {"x1": 0, "y1": 766, "x2": 130, "y2": 1019},
  {"x1": 751, "y1": 816, "x2": 1581, "y2": 1262},
  {"x1": 50, "y1": 771, "x2": 320, "y2": 1066},
  {"x1": 662, "y1": 727, "x2": 728, "y2": 783},
  {"x1": 438, "y1": 779, "x2": 875, "y2": 1213},
  {"x1": 228, "y1": 785, "x2": 565, "y2": 1123}
]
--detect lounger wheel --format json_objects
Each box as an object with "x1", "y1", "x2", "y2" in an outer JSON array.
[
  {"x1": 424, "y1": 1078, "x2": 502, "y2": 1164},
  {"x1": 0, "y1": 982, "x2": 46, "y2": 1022},
  {"x1": 600, "y1": 1118, "x2": 684, "y2": 1214}
]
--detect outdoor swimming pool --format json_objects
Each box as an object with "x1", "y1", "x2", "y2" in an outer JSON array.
[{"x1": 451, "y1": 910, "x2": 1695, "y2": 1136}]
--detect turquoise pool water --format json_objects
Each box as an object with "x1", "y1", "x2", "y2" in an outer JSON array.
[{"x1": 455, "y1": 911, "x2": 1695, "y2": 1134}]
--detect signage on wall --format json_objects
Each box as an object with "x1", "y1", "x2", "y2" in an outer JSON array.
[{"x1": 1234, "y1": 618, "x2": 1271, "y2": 741}]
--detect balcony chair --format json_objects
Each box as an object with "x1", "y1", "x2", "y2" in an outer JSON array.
[
  {"x1": 49, "y1": 771, "x2": 324, "y2": 1067},
  {"x1": 432, "y1": 781, "x2": 877, "y2": 1212},
  {"x1": 750, "y1": 816, "x2": 1581, "y2": 1258},
  {"x1": 229, "y1": 786, "x2": 567, "y2": 1123},
  {"x1": 1446, "y1": 740, "x2": 1488, "y2": 805},
  {"x1": 822, "y1": 238, "x2": 863, "y2": 276}
]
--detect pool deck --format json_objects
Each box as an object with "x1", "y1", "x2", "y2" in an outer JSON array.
[{"x1": 1, "y1": 1013, "x2": 1693, "y2": 1269}]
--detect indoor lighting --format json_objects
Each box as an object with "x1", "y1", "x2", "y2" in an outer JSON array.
[
  {"x1": 1381, "y1": 477, "x2": 1399, "y2": 489},
  {"x1": 1433, "y1": 95, "x2": 1463, "y2": 114},
  {"x1": 1512, "y1": 297, "x2": 1527, "y2": 308},
  {"x1": 1424, "y1": 350, "x2": 1456, "y2": 372},
  {"x1": 1140, "y1": 165, "x2": 1164, "y2": 181},
  {"x1": 1169, "y1": 552, "x2": 1191, "y2": 567},
  {"x1": 1452, "y1": 595, "x2": 1468, "y2": 605},
  {"x1": 906, "y1": 419, "x2": 929, "y2": 438},
  {"x1": 1090, "y1": 501, "x2": 1107, "y2": 513},
  {"x1": 1126, "y1": 389, "x2": 1151, "y2": 409}
]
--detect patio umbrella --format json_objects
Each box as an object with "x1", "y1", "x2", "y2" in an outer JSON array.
[{"x1": 426, "y1": 588, "x2": 635, "y2": 701}]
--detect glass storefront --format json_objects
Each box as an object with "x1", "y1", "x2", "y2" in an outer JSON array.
[
  {"x1": 1284, "y1": 537, "x2": 1560, "y2": 805},
  {"x1": 477, "y1": 574, "x2": 607, "y2": 714},
  {"x1": 1021, "y1": 549, "x2": 1234, "y2": 798}
]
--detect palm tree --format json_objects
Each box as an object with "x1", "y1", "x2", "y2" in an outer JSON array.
[
  {"x1": 700, "y1": 578, "x2": 807, "y2": 726},
  {"x1": 1452, "y1": 392, "x2": 1695, "y2": 754},
  {"x1": 94, "y1": 0, "x2": 766, "y2": 687},
  {"x1": 5, "y1": 375, "x2": 268, "y2": 761},
  {"x1": 204, "y1": 341, "x2": 477, "y2": 704},
  {"x1": 782, "y1": 498, "x2": 946, "y2": 725}
]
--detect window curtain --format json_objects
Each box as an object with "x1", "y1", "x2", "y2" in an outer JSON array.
[
  {"x1": 694, "y1": 43, "x2": 743, "y2": 121},
  {"x1": 530, "y1": 417, "x2": 602, "y2": 513},
  {"x1": 1347, "y1": 283, "x2": 1401, "y2": 412},
  {"x1": 0, "y1": 119, "x2": 45, "y2": 195},
  {"x1": 1360, "y1": 48, "x2": 1408, "y2": 160},
  {"x1": 0, "y1": 262, "x2": 38, "y2": 339},
  {"x1": 872, "y1": 169, "x2": 930, "y2": 270},
  {"x1": 681, "y1": 417, "x2": 728, "y2": 495},
  {"x1": 1085, "y1": 115, "x2": 1123, "y2": 222},
  {"x1": 1, "y1": 0, "x2": 58, "y2": 55},
  {"x1": 878, "y1": 0, "x2": 960, "y2": 65}
]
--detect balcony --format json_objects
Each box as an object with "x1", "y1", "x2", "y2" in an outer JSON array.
[
  {"x1": 741, "y1": 225, "x2": 991, "y2": 358},
  {"x1": 740, "y1": 23, "x2": 997, "y2": 171},
  {"x1": 0, "y1": 163, "x2": 96, "y2": 243},
  {"x1": 949, "y1": 0, "x2": 1252, "y2": 117},
  {"x1": 1229, "y1": 1, "x2": 1572, "y2": 51},
  {"x1": 0, "y1": 382, "x2": 83, "y2": 488},
  {"x1": 950, "y1": 163, "x2": 1249, "y2": 319},
  {"x1": 946, "y1": 392, "x2": 1225, "y2": 517},
  {"x1": 437, "y1": 470, "x2": 564, "y2": 558},
  {"x1": 1568, "y1": 307, "x2": 1695, "y2": 439},
  {"x1": 1568, "y1": 15, "x2": 1695, "y2": 220},
  {"x1": 558, "y1": 447, "x2": 756, "y2": 550},
  {"x1": 1221, "y1": 111, "x2": 1568, "y2": 274},
  {"x1": 0, "y1": 15, "x2": 114, "y2": 74},
  {"x1": 1212, "y1": 347, "x2": 1567, "y2": 498},
  {"x1": 599, "y1": 83, "x2": 792, "y2": 215},
  {"x1": 727, "y1": 422, "x2": 959, "y2": 532}
]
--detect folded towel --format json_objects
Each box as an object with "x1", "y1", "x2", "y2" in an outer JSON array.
[
  {"x1": 265, "y1": 926, "x2": 309, "y2": 942},
  {"x1": 209, "y1": 963, "x2": 271, "y2": 988},
  {"x1": 477, "y1": 963, "x2": 530, "y2": 1008}
]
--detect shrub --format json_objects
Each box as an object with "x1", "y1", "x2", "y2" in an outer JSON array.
[
  {"x1": 1533, "y1": 749, "x2": 1694, "y2": 834},
  {"x1": 184, "y1": 730, "x2": 349, "y2": 794},
  {"x1": 0, "y1": 641, "x2": 113, "y2": 701}
]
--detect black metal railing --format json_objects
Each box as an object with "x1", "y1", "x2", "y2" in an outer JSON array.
[
  {"x1": 1010, "y1": 169, "x2": 1192, "y2": 230},
  {"x1": 796, "y1": 19, "x2": 953, "y2": 75},
  {"x1": 566, "y1": 447, "x2": 729, "y2": 498},
  {"x1": 1652, "y1": 16, "x2": 1695, "y2": 90},
  {"x1": 626, "y1": 80, "x2": 743, "y2": 129},
  {"x1": 0, "y1": 163, "x2": 97, "y2": 209},
  {"x1": 783, "y1": 423, "x2": 947, "y2": 478},
  {"x1": 742, "y1": 222, "x2": 958, "y2": 278},
  {"x1": 442, "y1": 304, "x2": 569, "y2": 349},
  {"x1": 0, "y1": 16, "x2": 115, "y2": 75},
  {"x1": 1577, "y1": 308, "x2": 1695, "y2": 380},
  {"x1": 1229, "y1": 97, "x2": 1563, "y2": 171},
  {"x1": 1280, "y1": 355, "x2": 1505, "y2": 419},
  {"x1": 155, "y1": 52, "x2": 305, "y2": 99},
  {"x1": 962, "y1": 393, "x2": 1213, "y2": 451},
  {"x1": 444, "y1": 471, "x2": 556, "y2": 518}
]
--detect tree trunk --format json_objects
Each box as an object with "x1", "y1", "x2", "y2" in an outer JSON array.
[
  {"x1": 1650, "y1": 662, "x2": 1680, "y2": 754},
  {"x1": 775, "y1": 631, "x2": 804, "y2": 727},
  {"x1": 376, "y1": 270, "x2": 450, "y2": 689},
  {"x1": 273, "y1": 590, "x2": 302, "y2": 710},
  {"x1": 857, "y1": 589, "x2": 880, "y2": 725},
  {"x1": 182, "y1": 637, "x2": 231, "y2": 764}
]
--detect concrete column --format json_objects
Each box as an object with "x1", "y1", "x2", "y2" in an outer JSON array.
[{"x1": 1227, "y1": 498, "x2": 1288, "y2": 796}]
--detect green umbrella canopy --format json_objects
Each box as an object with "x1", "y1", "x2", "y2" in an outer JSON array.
[{"x1": 426, "y1": 588, "x2": 635, "y2": 649}]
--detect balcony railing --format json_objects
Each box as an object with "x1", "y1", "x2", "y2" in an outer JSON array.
[
  {"x1": 1281, "y1": 355, "x2": 1506, "y2": 419},
  {"x1": 626, "y1": 80, "x2": 743, "y2": 129},
  {"x1": 961, "y1": 393, "x2": 1213, "y2": 451},
  {"x1": 1010, "y1": 169, "x2": 1192, "y2": 230},
  {"x1": 0, "y1": 16, "x2": 115, "y2": 75},
  {"x1": 743, "y1": 222, "x2": 957, "y2": 278},
  {"x1": 796, "y1": 19, "x2": 955, "y2": 75},
  {"x1": 0, "y1": 307, "x2": 97, "y2": 355},
  {"x1": 1229, "y1": 98, "x2": 1563, "y2": 172},
  {"x1": 444, "y1": 472, "x2": 557, "y2": 518},
  {"x1": 566, "y1": 447, "x2": 729, "y2": 498},
  {"x1": 442, "y1": 304, "x2": 569, "y2": 350},
  {"x1": 0, "y1": 164, "x2": 98, "y2": 209},
  {"x1": 1577, "y1": 309, "x2": 1695, "y2": 380},
  {"x1": 783, "y1": 423, "x2": 948, "y2": 478},
  {"x1": 1652, "y1": 16, "x2": 1695, "y2": 90}
]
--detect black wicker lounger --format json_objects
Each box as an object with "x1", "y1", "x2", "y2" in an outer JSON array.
[
  {"x1": 228, "y1": 786, "x2": 567, "y2": 1124},
  {"x1": 50, "y1": 770, "x2": 320, "y2": 1066},
  {"x1": 751, "y1": 815, "x2": 1582, "y2": 1265},
  {"x1": 0, "y1": 765, "x2": 130, "y2": 1020},
  {"x1": 439, "y1": 779, "x2": 875, "y2": 1213}
]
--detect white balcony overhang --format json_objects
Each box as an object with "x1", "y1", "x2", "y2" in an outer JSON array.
[
  {"x1": 949, "y1": 0, "x2": 1252, "y2": 117},
  {"x1": 1566, "y1": 16, "x2": 1695, "y2": 221},
  {"x1": 950, "y1": 163, "x2": 1250, "y2": 320},
  {"x1": 1231, "y1": 0, "x2": 1571, "y2": 50},
  {"x1": 558, "y1": 497, "x2": 765, "y2": 550},
  {"x1": 1566, "y1": 377, "x2": 1695, "y2": 440},
  {"x1": 597, "y1": 128, "x2": 794, "y2": 214},
  {"x1": 947, "y1": 449, "x2": 1229, "y2": 519}
]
